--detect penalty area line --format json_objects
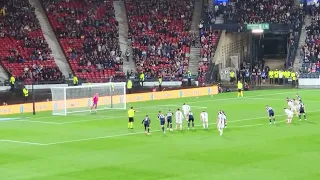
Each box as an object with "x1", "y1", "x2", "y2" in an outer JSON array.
[{"x1": 0, "y1": 139, "x2": 45, "y2": 146}]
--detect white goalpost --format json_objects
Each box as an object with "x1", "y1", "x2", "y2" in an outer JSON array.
[{"x1": 50, "y1": 82, "x2": 126, "y2": 116}]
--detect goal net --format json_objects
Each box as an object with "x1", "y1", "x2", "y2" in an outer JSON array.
[{"x1": 50, "y1": 82, "x2": 126, "y2": 116}]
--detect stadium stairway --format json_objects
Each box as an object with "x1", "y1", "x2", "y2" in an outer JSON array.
[
  {"x1": 189, "y1": 47, "x2": 201, "y2": 75},
  {"x1": 0, "y1": 65, "x2": 8, "y2": 82},
  {"x1": 29, "y1": 0, "x2": 71, "y2": 77},
  {"x1": 190, "y1": 0, "x2": 203, "y2": 32},
  {"x1": 189, "y1": 0, "x2": 203, "y2": 75},
  {"x1": 293, "y1": 15, "x2": 310, "y2": 71},
  {"x1": 113, "y1": 0, "x2": 135, "y2": 73}
]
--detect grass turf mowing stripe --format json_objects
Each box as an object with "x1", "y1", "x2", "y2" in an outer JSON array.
[
  {"x1": 1, "y1": 89, "x2": 316, "y2": 123},
  {"x1": 4, "y1": 89, "x2": 315, "y2": 125},
  {"x1": 42, "y1": 111, "x2": 316, "y2": 146}
]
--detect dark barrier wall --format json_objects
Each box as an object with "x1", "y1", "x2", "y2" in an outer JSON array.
[{"x1": 205, "y1": 24, "x2": 293, "y2": 32}]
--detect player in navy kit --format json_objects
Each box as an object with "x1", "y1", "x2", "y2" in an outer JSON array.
[
  {"x1": 296, "y1": 93, "x2": 301, "y2": 101},
  {"x1": 299, "y1": 101, "x2": 307, "y2": 121},
  {"x1": 142, "y1": 115, "x2": 151, "y2": 134},
  {"x1": 158, "y1": 111, "x2": 166, "y2": 133},
  {"x1": 187, "y1": 110, "x2": 195, "y2": 130},
  {"x1": 166, "y1": 110, "x2": 173, "y2": 131},
  {"x1": 266, "y1": 105, "x2": 275, "y2": 124}
]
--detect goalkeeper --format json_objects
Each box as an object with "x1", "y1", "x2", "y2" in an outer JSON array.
[{"x1": 90, "y1": 93, "x2": 99, "y2": 113}]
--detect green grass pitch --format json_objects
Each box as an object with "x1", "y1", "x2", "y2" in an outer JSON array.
[{"x1": 0, "y1": 89, "x2": 320, "y2": 180}]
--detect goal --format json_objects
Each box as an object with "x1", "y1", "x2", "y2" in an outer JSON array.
[{"x1": 50, "y1": 82, "x2": 126, "y2": 116}]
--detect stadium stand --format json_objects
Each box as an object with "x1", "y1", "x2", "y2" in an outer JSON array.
[
  {"x1": 125, "y1": 0, "x2": 195, "y2": 80},
  {"x1": 300, "y1": 4, "x2": 320, "y2": 77},
  {"x1": 197, "y1": 0, "x2": 221, "y2": 85},
  {"x1": 42, "y1": 0, "x2": 125, "y2": 83},
  {"x1": 225, "y1": 0, "x2": 301, "y2": 24},
  {"x1": 0, "y1": 0, "x2": 63, "y2": 84},
  {"x1": 286, "y1": 8, "x2": 304, "y2": 68}
]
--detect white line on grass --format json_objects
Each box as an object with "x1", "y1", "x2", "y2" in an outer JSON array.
[
  {"x1": 42, "y1": 111, "x2": 319, "y2": 146},
  {"x1": 0, "y1": 139, "x2": 45, "y2": 146},
  {"x1": 1, "y1": 89, "x2": 318, "y2": 125},
  {"x1": 1, "y1": 119, "x2": 62, "y2": 125}
]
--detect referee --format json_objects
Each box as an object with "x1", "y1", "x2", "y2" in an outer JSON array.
[
  {"x1": 237, "y1": 81, "x2": 243, "y2": 98},
  {"x1": 128, "y1": 107, "x2": 135, "y2": 129}
]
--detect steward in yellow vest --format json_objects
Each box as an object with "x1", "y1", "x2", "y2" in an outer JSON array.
[
  {"x1": 279, "y1": 70, "x2": 283, "y2": 85},
  {"x1": 23, "y1": 86, "x2": 28, "y2": 102},
  {"x1": 158, "y1": 76, "x2": 163, "y2": 90},
  {"x1": 229, "y1": 71, "x2": 235, "y2": 84},
  {"x1": 73, "y1": 76, "x2": 78, "y2": 86},
  {"x1": 291, "y1": 72, "x2": 297, "y2": 87},
  {"x1": 127, "y1": 79, "x2": 132, "y2": 94},
  {"x1": 269, "y1": 70, "x2": 274, "y2": 84},
  {"x1": 140, "y1": 72, "x2": 145, "y2": 87},
  {"x1": 274, "y1": 69, "x2": 279, "y2": 84}
]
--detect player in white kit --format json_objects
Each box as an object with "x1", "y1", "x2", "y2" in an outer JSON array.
[
  {"x1": 293, "y1": 99, "x2": 300, "y2": 117},
  {"x1": 287, "y1": 98, "x2": 295, "y2": 111},
  {"x1": 200, "y1": 111, "x2": 209, "y2": 130},
  {"x1": 217, "y1": 111, "x2": 225, "y2": 136},
  {"x1": 175, "y1": 108, "x2": 183, "y2": 130},
  {"x1": 284, "y1": 108, "x2": 294, "y2": 124},
  {"x1": 182, "y1": 103, "x2": 191, "y2": 121}
]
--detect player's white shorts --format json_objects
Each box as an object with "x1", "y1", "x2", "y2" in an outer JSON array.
[
  {"x1": 218, "y1": 122, "x2": 225, "y2": 129},
  {"x1": 176, "y1": 119, "x2": 183, "y2": 124},
  {"x1": 184, "y1": 111, "x2": 189, "y2": 118},
  {"x1": 202, "y1": 119, "x2": 208, "y2": 123},
  {"x1": 287, "y1": 114, "x2": 293, "y2": 119},
  {"x1": 294, "y1": 106, "x2": 300, "y2": 112}
]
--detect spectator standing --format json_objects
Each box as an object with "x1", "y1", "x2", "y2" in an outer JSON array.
[{"x1": 125, "y1": 49, "x2": 130, "y2": 62}]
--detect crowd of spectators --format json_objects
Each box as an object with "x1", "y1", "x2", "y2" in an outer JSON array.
[
  {"x1": 300, "y1": 4, "x2": 320, "y2": 74},
  {"x1": 125, "y1": 0, "x2": 195, "y2": 80},
  {"x1": 0, "y1": 0, "x2": 62, "y2": 83},
  {"x1": 225, "y1": 0, "x2": 301, "y2": 24},
  {"x1": 197, "y1": 27, "x2": 219, "y2": 83},
  {"x1": 43, "y1": 0, "x2": 124, "y2": 82}
]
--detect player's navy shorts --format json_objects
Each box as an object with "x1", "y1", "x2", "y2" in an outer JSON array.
[
  {"x1": 269, "y1": 112, "x2": 274, "y2": 117},
  {"x1": 167, "y1": 117, "x2": 172, "y2": 123},
  {"x1": 300, "y1": 109, "x2": 305, "y2": 113},
  {"x1": 160, "y1": 120, "x2": 165, "y2": 125},
  {"x1": 129, "y1": 117, "x2": 134, "y2": 122},
  {"x1": 238, "y1": 89, "x2": 242, "y2": 92},
  {"x1": 188, "y1": 117, "x2": 194, "y2": 122},
  {"x1": 144, "y1": 123, "x2": 149, "y2": 127}
]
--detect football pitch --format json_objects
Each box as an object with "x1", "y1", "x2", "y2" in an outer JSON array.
[{"x1": 0, "y1": 89, "x2": 320, "y2": 180}]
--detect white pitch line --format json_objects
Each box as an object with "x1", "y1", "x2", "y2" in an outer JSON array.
[
  {"x1": 1, "y1": 89, "x2": 318, "y2": 125},
  {"x1": 1, "y1": 119, "x2": 62, "y2": 125},
  {"x1": 0, "y1": 139, "x2": 45, "y2": 146},
  {"x1": 42, "y1": 111, "x2": 317, "y2": 146}
]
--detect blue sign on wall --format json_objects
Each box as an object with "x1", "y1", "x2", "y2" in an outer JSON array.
[{"x1": 215, "y1": 0, "x2": 228, "y2": 4}]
